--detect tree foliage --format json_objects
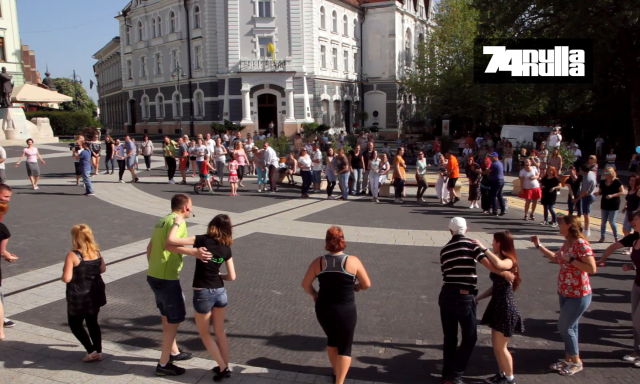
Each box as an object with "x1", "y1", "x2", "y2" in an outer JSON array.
[
  {"x1": 25, "y1": 111, "x2": 96, "y2": 136},
  {"x1": 53, "y1": 78, "x2": 98, "y2": 117}
]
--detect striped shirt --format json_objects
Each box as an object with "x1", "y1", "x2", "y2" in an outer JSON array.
[{"x1": 440, "y1": 235, "x2": 486, "y2": 289}]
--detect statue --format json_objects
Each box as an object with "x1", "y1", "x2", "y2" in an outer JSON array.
[{"x1": 0, "y1": 67, "x2": 13, "y2": 108}]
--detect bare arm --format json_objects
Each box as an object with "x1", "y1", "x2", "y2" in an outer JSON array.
[
  {"x1": 353, "y1": 257, "x2": 371, "y2": 291},
  {"x1": 36, "y1": 150, "x2": 46, "y2": 164},
  {"x1": 164, "y1": 244, "x2": 212, "y2": 261},
  {"x1": 14, "y1": 151, "x2": 25, "y2": 166},
  {"x1": 221, "y1": 258, "x2": 236, "y2": 281},
  {"x1": 61, "y1": 251, "x2": 78, "y2": 283},
  {"x1": 166, "y1": 222, "x2": 197, "y2": 246},
  {"x1": 100, "y1": 256, "x2": 106, "y2": 274},
  {"x1": 301, "y1": 258, "x2": 319, "y2": 300},
  {"x1": 530, "y1": 235, "x2": 557, "y2": 262},
  {"x1": 476, "y1": 286, "x2": 493, "y2": 301}
]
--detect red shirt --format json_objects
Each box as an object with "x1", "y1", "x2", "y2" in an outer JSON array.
[
  {"x1": 557, "y1": 238, "x2": 593, "y2": 297},
  {"x1": 200, "y1": 161, "x2": 210, "y2": 175}
]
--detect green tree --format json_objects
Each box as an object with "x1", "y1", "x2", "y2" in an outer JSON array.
[{"x1": 53, "y1": 78, "x2": 98, "y2": 117}]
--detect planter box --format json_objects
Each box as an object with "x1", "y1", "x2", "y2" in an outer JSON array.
[{"x1": 511, "y1": 178, "x2": 521, "y2": 196}]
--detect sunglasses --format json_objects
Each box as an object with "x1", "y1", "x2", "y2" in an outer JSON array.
[{"x1": 604, "y1": 172, "x2": 611, "y2": 175}]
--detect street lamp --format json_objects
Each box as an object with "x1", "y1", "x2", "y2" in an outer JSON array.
[
  {"x1": 172, "y1": 64, "x2": 187, "y2": 137},
  {"x1": 68, "y1": 70, "x2": 83, "y2": 111}
]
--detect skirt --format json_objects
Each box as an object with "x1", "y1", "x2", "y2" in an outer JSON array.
[
  {"x1": 26, "y1": 162, "x2": 40, "y2": 177},
  {"x1": 468, "y1": 183, "x2": 481, "y2": 201},
  {"x1": 519, "y1": 187, "x2": 542, "y2": 200}
]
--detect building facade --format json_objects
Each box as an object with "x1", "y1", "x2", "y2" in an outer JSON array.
[
  {"x1": 0, "y1": 0, "x2": 25, "y2": 86},
  {"x1": 93, "y1": 37, "x2": 126, "y2": 134},
  {"x1": 109, "y1": 0, "x2": 432, "y2": 137},
  {"x1": 21, "y1": 44, "x2": 41, "y2": 84}
]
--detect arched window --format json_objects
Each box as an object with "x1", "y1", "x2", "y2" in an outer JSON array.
[
  {"x1": 126, "y1": 27, "x2": 131, "y2": 45},
  {"x1": 320, "y1": 7, "x2": 326, "y2": 29},
  {"x1": 194, "y1": 90, "x2": 205, "y2": 117},
  {"x1": 137, "y1": 21, "x2": 144, "y2": 41},
  {"x1": 193, "y1": 5, "x2": 201, "y2": 29},
  {"x1": 156, "y1": 94, "x2": 165, "y2": 118},
  {"x1": 418, "y1": 33, "x2": 424, "y2": 45},
  {"x1": 321, "y1": 100, "x2": 330, "y2": 125},
  {"x1": 169, "y1": 11, "x2": 177, "y2": 33},
  {"x1": 332, "y1": 11, "x2": 337, "y2": 33},
  {"x1": 152, "y1": 18, "x2": 157, "y2": 38},
  {"x1": 333, "y1": 100, "x2": 341, "y2": 127},
  {"x1": 405, "y1": 29, "x2": 412, "y2": 65},
  {"x1": 353, "y1": 19, "x2": 358, "y2": 39},
  {"x1": 343, "y1": 15, "x2": 348, "y2": 36},
  {"x1": 157, "y1": 16, "x2": 162, "y2": 36},
  {"x1": 141, "y1": 95, "x2": 150, "y2": 119},
  {"x1": 173, "y1": 92, "x2": 183, "y2": 118}
]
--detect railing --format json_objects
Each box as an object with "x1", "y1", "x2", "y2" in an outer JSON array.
[{"x1": 238, "y1": 59, "x2": 288, "y2": 72}]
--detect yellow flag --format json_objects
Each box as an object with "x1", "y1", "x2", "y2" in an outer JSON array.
[{"x1": 267, "y1": 42, "x2": 276, "y2": 62}]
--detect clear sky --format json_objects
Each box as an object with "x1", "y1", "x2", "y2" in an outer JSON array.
[{"x1": 17, "y1": 0, "x2": 126, "y2": 102}]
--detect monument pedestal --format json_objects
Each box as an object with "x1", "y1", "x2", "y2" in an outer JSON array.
[{"x1": 0, "y1": 107, "x2": 59, "y2": 145}]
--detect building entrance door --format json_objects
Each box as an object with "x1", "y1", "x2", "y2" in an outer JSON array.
[
  {"x1": 344, "y1": 100, "x2": 351, "y2": 134},
  {"x1": 128, "y1": 99, "x2": 137, "y2": 134},
  {"x1": 258, "y1": 93, "x2": 278, "y2": 137}
]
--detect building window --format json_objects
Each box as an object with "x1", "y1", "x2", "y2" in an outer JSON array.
[
  {"x1": 170, "y1": 11, "x2": 177, "y2": 33},
  {"x1": 156, "y1": 94, "x2": 165, "y2": 118},
  {"x1": 343, "y1": 50, "x2": 348, "y2": 72},
  {"x1": 0, "y1": 38, "x2": 5, "y2": 62},
  {"x1": 152, "y1": 19, "x2": 157, "y2": 38},
  {"x1": 155, "y1": 53, "x2": 162, "y2": 75},
  {"x1": 320, "y1": 7, "x2": 325, "y2": 29},
  {"x1": 332, "y1": 47, "x2": 338, "y2": 70},
  {"x1": 258, "y1": 1, "x2": 272, "y2": 17},
  {"x1": 405, "y1": 29, "x2": 412, "y2": 65},
  {"x1": 140, "y1": 56, "x2": 147, "y2": 78},
  {"x1": 332, "y1": 11, "x2": 337, "y2": 33},
  {"x1": 171, "y1": 49, "x2": 178, "y2": 71},
  {"x1": 141, "y1": 95, "x2": 150, "y2": 119},
  {"x1": 194, "y1": 91, "x2": 205, "y2": 117},
  {"x1": 173, "y1": 92, "x2": 183, "y2": 117},
  {"x1": 354, "y1": 52, "x2": 358, "y2": 73},
  {"x1": 194, "y1": 45, "x2": 202, "y2": 69},
  {"x1": 259, "y1": 37, "x2": 273, "y2": 59},
  {"x1": 126, "y1": 27, "x2": 131, "y2": 45},
  {"x1": 320, "y1": 45, "x2": 326, "y2": 68},
  {"x1": 321, "y1": 100, "x2": 330, "y2": 125},
  {"x1": 333, "y1": 100, "x2": 341, "y2": 127},
  {"x1": 157, "y1": 17, "x2": 162, "y2": 36},
  {"x1": 138, "y1": 21, "x2": 144, "y2": 41},
  {"x1": 353, "y1": 19, "x2": 358, "y2": 38},
  {"x1": 193, "y1": 5, "x2": 201, "y2": 28},
  {"x1": 343, "y1": 15, "x2": 348, "y2": 36},
  {"x1": 127, "y1": 60, "x2": 133, "y2": 80}
]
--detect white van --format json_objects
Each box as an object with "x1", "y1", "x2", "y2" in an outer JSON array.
[{"x1": 500, "y1": 125, "x2": 554, "y2": 146}]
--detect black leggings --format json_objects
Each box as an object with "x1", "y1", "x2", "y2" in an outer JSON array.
[
  {"x1": 144, "y1": 155, "x2": 152, "y2": 170},
  {"x1": 269, "y1": 165, "x2": 277, "y2": 191},
  {"x1": 117, "y1": 160, "x2": 126, "y2": 181},
  {"x1": 417, "y1": 177, "x2": 428, "y2": 199},
  {"x1": 315, "y1": 302, "x2": 357, "y2": 356},
  {"x1": 301, "y1": 170, "x2": 312, "y2": 194},
  {"x1": 480, "y1": 187, "x2": 491, "y2": 211},
  {"x1": 327, "y1": 180, "x2": 336, "y2": 196},
  {"x1": 394, "y1": 178, "x2": 405, "y2": 198},
  {"x1": 165, "y1": 157, "x2": 176, "y2": 180},
  {"x1": 68, "y1": 313, "x2": 102, "y2": 354},
  {"x1": 237, "y1": 164, "x2": 244, "y2": 181}
]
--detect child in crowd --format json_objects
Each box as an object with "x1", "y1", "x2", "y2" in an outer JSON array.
[
  {"x1": 228, "y1": 158, "x2": 239, "y2": 196},
  {"x1": 200, "y1": 154, "x2": 215, "y2": 194}
]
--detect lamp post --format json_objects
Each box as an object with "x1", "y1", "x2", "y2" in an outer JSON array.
[
  {"x1": 172, "y1": 65, "x2": 187, "y2": 137},
  {"x1": 68, "y1": 71, "x2": 83, "y2": 111}
]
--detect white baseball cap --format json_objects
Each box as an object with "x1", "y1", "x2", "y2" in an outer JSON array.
[{"x1": 449, "y1": 217, "x2": 467, "y2": 232}]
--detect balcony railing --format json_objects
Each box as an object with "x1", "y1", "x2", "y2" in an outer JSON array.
[{"x1": 238, "y1": 59, "x2": 288, "y2": 73}]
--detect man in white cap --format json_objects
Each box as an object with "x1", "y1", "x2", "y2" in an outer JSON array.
[
  {"x1": 438, "y1": 217, "x2": 509, "y2": 384},
  {"x1": 547, "y1": 126, "x2": 562, "y2": 149},
  {"x1": 573, "y1": 143, "x2": 582, "y2": 159}
]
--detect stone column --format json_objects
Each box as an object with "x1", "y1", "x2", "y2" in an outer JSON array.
[
  {"x1": 302, "y1": 67, "x2": 313, "y2": 122},
  {"x1": 222, "y1": 77, "x2": 230, "y2": 120},
  {"x1": 285, "y1": 88, "x2": 295, "y2": 122},
  {"x1": 241, "y1": 83, "x2": 252, "y2": 124}
]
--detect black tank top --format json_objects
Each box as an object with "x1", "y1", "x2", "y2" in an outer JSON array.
[
  {"x1": 317, "y1": 253, "x2": 356, "y2": 305},
  {"x1": 66, "y1": 250, "x2": 106, "y2": 316}
]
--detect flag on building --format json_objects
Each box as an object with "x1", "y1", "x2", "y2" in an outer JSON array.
[
  {"x1": 267, "y1": 42, "x2": 276, "y2": 62},
  {"x1": 90, "y1": 80, "x2": 94, "y2": 89}
]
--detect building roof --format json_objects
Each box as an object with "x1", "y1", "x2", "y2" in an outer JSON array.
[{"x1": 92, "y1": 37, "x2": 121, "y2": 60}]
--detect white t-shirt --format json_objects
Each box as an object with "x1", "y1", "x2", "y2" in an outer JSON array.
[
  {"x1": 519, "y1": 167, "x2": 540, "y2": 189},
  {"x1": 606, "y1": 153, "x2": 616, "y2": 164},
  {"x1": 574, "y1": 148, "x2": 582, "y2": 158},
  {"x1": 206, "y1": 139, "x2": 215, "y2": 155},
  {"x1": 0, "y1": 146, "x2": 6, "y2": 170},
  {"x1": 548, "y1": 133, "x2": 562, "y2": 147},
  {"x1": 463, "y1": 148, "x2": 474, "y2": 158},
  {"x1": 312, "y1": 149, "x2": 323, "y2": 171},
  {"x1": 595, "y1": 138, "x2": 604, "y2": 148},
  {"x1": 298, "y1": 154, "x2": 312, "y2": 170},
  {"x1": 115, "y1": 144, "x2": 125, "y2": 158},
  {"x1": 213, "y1": 145, "x2": 226, "y2": 163},
  {"x1": 195, "y1": 145, "x2": 208, "y2": 161}
]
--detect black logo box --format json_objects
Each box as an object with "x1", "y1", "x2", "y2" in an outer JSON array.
[{"x1": 473, "y1": 38, "x2": 593, "y2": 84}]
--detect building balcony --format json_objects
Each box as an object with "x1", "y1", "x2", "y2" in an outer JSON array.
[{"x1": 238, "y1": 59, "x2": 289, "y2": 73}]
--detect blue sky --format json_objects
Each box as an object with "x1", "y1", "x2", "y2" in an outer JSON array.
[{"x1": 17, "y1": 0, "x2": 125, "y2": 101}]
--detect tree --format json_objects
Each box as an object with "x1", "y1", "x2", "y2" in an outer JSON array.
[
  {"x1": 53, "y1": 78, "x2": 98, "y2": 117},
  {"x1": 473, "y1": 0, "x2": 640, "y2": 144}
]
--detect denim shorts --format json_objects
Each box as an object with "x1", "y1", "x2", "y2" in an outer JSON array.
[
  {"x1": 581, "y1": 194, "x2": 596, "y2": 215},
  {"x1": 624, "y1": 216, "x2": 633, "y2": 232},
  {"x1": 147, "y1": 276, "x2": 186, "y2": 324},
  {"x1": 312, "y1": 170, "x2": 322, "y2": 184},
  {"x1": 193, "y1": 288, "x2": 228, "y2": 314}
]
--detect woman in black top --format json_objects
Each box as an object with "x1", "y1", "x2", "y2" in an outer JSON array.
[
  {"x1": 104, "y1": 135, "x2": 115, "y2": 175},
  {"x1": 0, "y1": 202, "x2": 18, "y2": 341},
  {"x1": 595, "y1": 166, "x2": 625, "y2": 243},
  {"x1": 540, "y1": 166, "x2": 561, "y2": 227},
  {"x1": 61, "y1": 224, "x2": 106, "y2": 362},
  {"x1": 302, "y1": 226, "x2": 371, "y2": 384},
  {"x1": 621, "y1": 175, "x2": 640, "y2": 255},
  {"x1": 167, "y1": 214, "x2": 236, "y2": 382},
  {"x1": 348, "y1": 145, "x2": 365, "y2": 195},
  {"x1": 565, "y1": 166, "x2": 583, "y2": 217},
  {"x1": 90, "y1": 138, "x2": 101, "y2": 176}
]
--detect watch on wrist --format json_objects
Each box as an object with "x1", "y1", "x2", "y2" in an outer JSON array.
[
  {"x1": 481, "y1": 248, "x2": 488, "y2": 253},
  {"x1": 172, "y1": 222, "x2": 181, "y2": 227},
  {"x1": 569, "y1": 257, "x2": 576, "y2": 263},
  {"x1": 536, "y1": 243, "x2": 541, "y2": 249}
]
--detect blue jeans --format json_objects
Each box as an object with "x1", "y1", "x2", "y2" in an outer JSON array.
[
  {"x1": 147, "y1": 276, "x2": 186, "y2": 324},
  {"x1": 256, "y1": 167, "x2": 268, "y2": 186},
  {"x1": 193, "y1": 288, "x2": 228, "y2": 314},
  {"x1": 82, "y1": 170, "x2": 94, "y2": 194},
  {"x1": 580, "y1": 194, "x2": 595, "y2": 215},
  {"x1": 558, "y1": 293, "x2": 592, "y2": 356},
  {"x1": 568, "y1": 196, "x2": 583, "y2": 216},
  {"x1": 439, "y1": 286, "x2": 478, "y2": 380},
  {"x1": 301, "y1": 170, "x2": 312, "y2": 194},
  {"x1": 351, "y1": 168, "x2": 363, "y2": 194},
  {"x1": 312, "y1": 170, "x2": 322, "y2": 184},
  {"x1": 105, "y1": 156, "x2": 115, "y2": 172},
  {"x1": 544, "y1": 204, "x2": 557, "y2": 222},
  {"x1": 600, "y1": 209, "x2": 619, "y2": 238},
  {"x1": 338, "y1": 172, "x2": 350, "y2": 199},
  {"x1": 489, "y1": 179, "x2": 506, "y2": 214}
]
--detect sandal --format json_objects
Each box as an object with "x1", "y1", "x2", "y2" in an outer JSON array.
[
  {"x1": 558, "y1": 362, "x2": 583, "y2": 376},
  {"x1": 550, "y1": 360, "x2": 570, "y2": 370}
]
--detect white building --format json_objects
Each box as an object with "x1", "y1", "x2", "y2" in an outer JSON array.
[
  {"x1": 0, "y1": 0, "x2": 25, "y2": 86},
  {"x1": 109, "y1": 0, "x2": 432, "y2": 138}
]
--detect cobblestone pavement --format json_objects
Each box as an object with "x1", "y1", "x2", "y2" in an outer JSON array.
[{"x1": 0, "y1": 143, "x2": 638, "y2": 383}]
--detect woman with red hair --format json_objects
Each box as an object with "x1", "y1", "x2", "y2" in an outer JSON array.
[
  {"x1": 301, "y1": 226, "x2": 371, "y2": 384},
  {"x1": 475, "y1": 231, "x2": 524, "y2": 384},
  {"x1": 540, "y1": 166, "x2": 561, "y2": 227}
]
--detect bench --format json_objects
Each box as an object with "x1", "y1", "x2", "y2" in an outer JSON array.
[{"x1": 379, "y1": 179, "x2": 462, "y2": 198}]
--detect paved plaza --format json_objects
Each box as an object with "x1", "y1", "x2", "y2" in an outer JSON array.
[{"x1": 0, "y1": 143, "x2": 639, "y2": 384}]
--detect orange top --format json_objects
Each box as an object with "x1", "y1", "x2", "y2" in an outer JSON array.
[
  {"x1": 393, "y1": 155, "x2": 406, "y2": 179},
  {"x1": 447, "y1": 155, "x2": 460, "y2": 178}
]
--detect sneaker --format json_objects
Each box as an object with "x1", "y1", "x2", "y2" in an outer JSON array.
[
  {"x1": 3, "y1": 319, "x2": 15, "y2": 328},
  {"x1": 257, "y1": 188, "x2": 263, "y2": 193},
  {"x1": 551, "y1": 222, "x2": 558, "y2": 228},
  {"x1": 169, "y1": 349, "x2": 193, "y2": 362},
  {"x1": 540, "y1": 221, "x2": 549, "y2": 226},
  {"x1": 155, "y1": 362, "x2": 186, "y2": 376},
  {"x1": 179, "y1": 181, "x2": 187, "y2": 185},
  {"x1": 119, "y1": 180, "x2": 125, "y2": 183},
  {"x1": 485, "y1": 372, "x2": 505, "y2": 384},
  {"x1": 213, "y1": 366, "x2": 231, "y2": 382},
  {"x1": 585, "y1": 229, "x2": 591, "y2": 237},
  {"x1": 168, "y1": 180, "x2": 175, "y2": 184},
  {"x1": 394, "y1": 199, "x2": 399, "y2": 203},
  {"x1": 84, "y1": 193, "x2": 95, "y2": 196}
]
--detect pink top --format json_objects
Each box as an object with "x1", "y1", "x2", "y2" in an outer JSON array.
[
  {"x1": 228, "y1": 160, "x2": 239, "y2": 176},
  {"x1": 234, "y1": 150, "x2": 246, "y2": 166},
  {"x1": 24, "y1": 147, "x2": 38, "y2": 163},
  {"x1": 557, "y1": 238, "x2": 593, "y2": 298}
]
